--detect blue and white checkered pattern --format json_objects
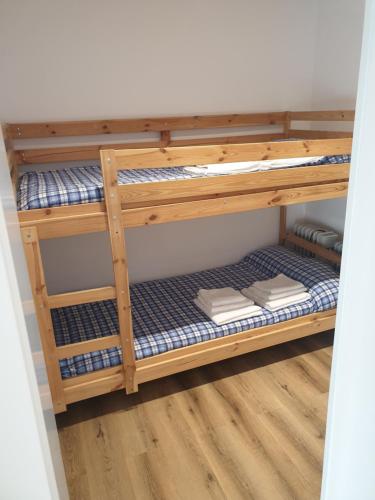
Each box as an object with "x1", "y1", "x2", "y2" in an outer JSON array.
[
  {"x1": 17, "y1": 154, "x2": 350, "y2": 211},
  {"x1": 51, "y1": 245, "x2": 339, "y2": 379}
]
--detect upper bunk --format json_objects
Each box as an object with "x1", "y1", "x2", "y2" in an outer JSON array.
[{"x1": 3, "y1": 110, "x2": 354, "y2": 239}]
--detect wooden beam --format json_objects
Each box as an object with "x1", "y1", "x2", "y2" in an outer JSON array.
[
  {"x1": 7, "y1": 112, "x2": 287, "y2": 139},
  {"x1": 285, "y1": 232, "x2": 342, "y2": 265},
  {"x1": 289, "y1": 129, "x2": 353, "y2": 139},
  {"x1": 15, "y1": 133, "x2": 285, "y2": 165},
  {"x1": 56, "y1": 335, "x2": 121, "y2": 359},
  {"x1": 283, "y1": 111, "x2": 291, "y2": 138},
  {"x1": 18, "y1": 180, "x2": 349, "y2": 239},
  {"x1": 21, "y1": 226, "x2": 66, "y2": 413},
  {"x1": 121, "y1": 182, "x2": 348, "y2": 228},
  {"x1": 279, "y1": 206, "x2": 287, "y2": 244},
  {"x1": 290, "y1": 110, "x2": 355, "y2": 121},
  {"x1": 61, "y1": 310, "x2": 335, "y2": 408},
  {"x1": 48, "y1": 286, "x2": 116, "y2": 308},
  {"x1": 112, "y1": 138, "x2": 353, "y2": 169},
  {"x1": 2, "y1": 124, "x2": 18, "y2": 193},
  {"x1": 101, "y1": 150, "x2": 137, "y2": 394},
  {"x1": 62, "y1": 367, "x2": 124, "y2": 407},
  {"x1": 136, "y1": 311, "x2": 336, "y2": 384},
  {"x1": 119, "y1": 163, "x2": 350, "y2": 205},
  {"x1": 160, "y1": 130, "x2": 171, "y2": 147}
]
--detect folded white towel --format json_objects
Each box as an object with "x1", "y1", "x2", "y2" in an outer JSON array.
[
  {"x1": 244, "y1": 286, "x2": 307, "y2": 301},
  {"x1": 241, "y1": 287, "x2": 311, "y2": 312},
  {"x1": 194, "y1": 298, "x2": 262, "y2": 326},
  {"x1": 198, "y1": 288, "x2": 249, "y2": 307},
  {"x1": 252, "y1": 273, "x2": 306, "y2": 295},
  {"x1": 198, "y1": 296, "x2": 255, "y2": 315}
]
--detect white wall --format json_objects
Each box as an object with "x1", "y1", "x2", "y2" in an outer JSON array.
[
  {"x1": 0, "y1": 0, "x2": 364, "y2": 293},
  {"x1": 0, "y1": 132, "x2": 67, "y2": 497},
  {"x1": 0, "y1": 0, "x2": 318, "y2": 293},
  {"x1": 322, "y1": 2, "x2": 375, "y2": 497},
  {"x1": 305, "y1": 0, "x2": 366, "y2": 235}
]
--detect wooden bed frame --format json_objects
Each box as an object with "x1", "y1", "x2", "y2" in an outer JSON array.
[{"x1": 4, "y1": 110, "x2": 352, "y2": 413}]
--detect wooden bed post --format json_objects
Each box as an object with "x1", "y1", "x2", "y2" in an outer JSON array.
[
  {"x1": 21, "y1": 226, "x2": 66, "y2": 413},
  {"x1": 279, "y1": 206, "x2": 287, "y2": 245},
  {"x1": 283, "y1": 111, "x2": 291, "y2": 139},
  {"x1": 160, "y1": 130, "x2": 171, "y2": 147},
  {"x1": 2, "y1": 123, "x2": 18, "y2": 195},
  {"x1": 100, "y1": 150, "x2": 138, "y2": 394}
]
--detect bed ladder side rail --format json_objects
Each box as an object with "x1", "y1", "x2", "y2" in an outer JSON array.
[
  {"x1": 2, "y1": 123, "x2": 18, "y2": 195},
  {"x1": 100, "y1": 149, "x2": 138, "y2": 394},
  {"x1": 279, "y1": 206, "x2": 287, "y2": 245},
  {"x1": 283, "y1": 112, "x2": 291, "y2": 139},
  {"x1": 21, "y1": 226, "x2": 67, "y2": 413}
]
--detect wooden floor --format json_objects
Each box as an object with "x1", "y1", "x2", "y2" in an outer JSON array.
[{"x1": 57, "y1": 331, "x2": 333, "y2": 500}]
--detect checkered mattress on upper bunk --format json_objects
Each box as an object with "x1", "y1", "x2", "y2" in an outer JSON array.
[
  {"x1": 17, "y1": 154, "x2": 350, "y2": 211},
  {"x1": 51, "y1": 245, "x2": 339, "y2": 379}
]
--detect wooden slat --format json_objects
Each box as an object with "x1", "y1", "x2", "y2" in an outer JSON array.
[
  {"x1": 2, "y1": 124, "x2": 18, "y2": 193},
  {"x1": 279, "y1": 206, "x2": 287, "y2": 244},
  {"x1": 18, "y1": 201, "x2": 106, "y2": 223},
  {"x1": 119, "y1": 163, "x2": 350, "y2": 205},
  {"x1": 283, "y1": 111, "x2": 291, "y2": 138},
  {"x1": 56, "y1": 335, "x2": 121, "y2": 359},
  {"x1": 289, "y1": 110, "x2": 355, "y2": 121},
  {"x1": 285, "y1": 232, "x2": 342, "y2": 265},
  {"x1": 122, "y1": 182, "x2": 348, "y2": 228},
  {"x1": 21, "y1": 227, "x2": 66, "y2": 413},
  {"x1": 136, "y1": 312, "x2": 336, "y2": 384},
  {"x1": 160, "y1": 130, "x2": 171, "y2": 147},
  {"x1": 137, "y1": 163, "x2": 348, "y2": 206},
  {"x1": 18, "y1": 180, "x2": 349, "y2": 239},
  {"x1": 20, "y1": 209, "x2": 108, "y2": 239},
  {"x1": 7, "y1": 112, "x2": 287, "y2": 139},
  {"x1": 63, "y1": 367, "x2": 124, "y2": 407},
  {"x1": 113, "y1": 138, "x2": 353, "y2": 169},
  {"x1": 101, "y1": 150, "x2": 137, "y2": 394},
  {"x1": 289, "y1": 129, "x2": 353, "y2": 139},
  {"x1": 136, "y1": 309, "x2": 335, "y2": 367},
  {"x1": 62, "y1": 366, "x2": 122, "y2": 388},
  {"x1": 15, "y1": 133, "x2": 285, "y2": 165},
  {"x1": 61, "y1": 310, "x2": 335, "y2": 408},
  {"x1": 49, "y1": 286, "x2": 116, "y2": 308}
]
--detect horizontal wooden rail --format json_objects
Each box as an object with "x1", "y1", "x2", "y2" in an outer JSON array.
[
  {"x1": 60, "y1": 309, "x2": 335, "y2": 407},
  {"x1": 48, "y1": 286, "x2": 116, "y2": 308},
  {"x1": 56, "y1": 335, "x2": 121, "y2": 359},
  {"x1": 112, "y1": 138, "x2": 353, "y2": 169},
  {"x1": 290, "y1": 110, "x2": 355, "y2": 121},
  {"x1": 134, "y1": 309, "x2": 335, "y2": 377},
  {"x1": 289, "y1": 130, "x2": 353, "y2": 139},
  {"x1": 7, "y1": 112, "x2": 287, "y2": 139},
  {"x1": 122, "y1": 182, "x2": 348, "y2": 227},
  {"x1": 286, "y1": 233, "x2": 341, "y2": 264},
  {"x1": 18, "y1": 180, "x2": 348, "y2": 239},
  {"x1": 118, "y1": 163, "x2": 350, "y2": 205},
  {"x1": 15, "y1": 133, "x2": 285, "y2": 165}
]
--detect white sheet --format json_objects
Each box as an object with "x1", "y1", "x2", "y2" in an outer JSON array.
[{"x1": 184, "y1": 156, "x2": 324, "y2": 176}]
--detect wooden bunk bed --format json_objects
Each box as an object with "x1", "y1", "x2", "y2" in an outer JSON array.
[{"x1": 4, "y1": 110, "x2": 353, "y2": 413}]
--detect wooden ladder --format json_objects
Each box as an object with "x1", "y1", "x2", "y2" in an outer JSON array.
[{"x1": 101, "y1": 150, "x2": 138, "y2": 394}]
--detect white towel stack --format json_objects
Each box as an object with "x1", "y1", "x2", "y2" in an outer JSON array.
[
  {"x1": 241, "y1": 274, "x2": 311, "y2": 312},
  {"x1": 194, "y1": 287, "x2": 262, "y2": 325}
]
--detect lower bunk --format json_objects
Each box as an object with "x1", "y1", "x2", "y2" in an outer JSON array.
[{"x1": 53, "y1": 245, "x2": 339, "y2": 407}]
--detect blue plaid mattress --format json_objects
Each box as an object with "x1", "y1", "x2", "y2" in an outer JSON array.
[
  {"x1": 51, "y1": 245, "x2": 339, "y2": 379},
  {"x1": 17, "y1": 154, "x2": 350, "y2": 211}
]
